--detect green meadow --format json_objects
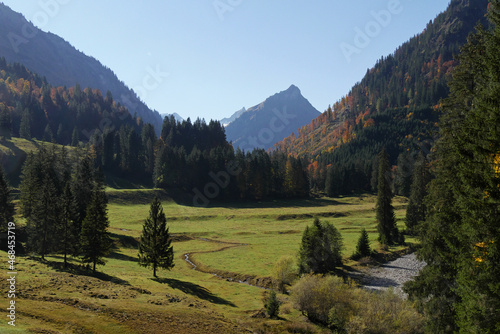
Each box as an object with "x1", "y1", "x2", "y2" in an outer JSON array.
[{"x1": 0, "y1": 189, "x2": 414, "y2": 333}]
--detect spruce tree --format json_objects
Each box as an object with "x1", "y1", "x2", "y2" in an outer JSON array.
[
  {"x1": 71, "y1": 127, "x2": 79, "y2": 147},
  {"x1": 138, "y1": 197, "x2": 174, "y2": 277},
  {"x1": 298, "y1": 218, "x2": 343, "y2": 274},
  {"x1": 405, "y1": 152, "x2": 430, "y2": 235},
  {"x1": 0, "y1": 165, "x2": 15, "y2": 232},
  {"x1": 405, "y1": 14, "x2": 500, "y2": 331},
  {"x1": 80, "y1": 182, "x2": 112, "y2": 272},
  {"x1": 19, "y1": 109, "x2": 31, "y2": 140},
  {"x1": 375, "y1": 149, "x2": 398, "y2": 245},
  {"x1": 353, "y1": 228, "x2": 371, "y2": 260}
]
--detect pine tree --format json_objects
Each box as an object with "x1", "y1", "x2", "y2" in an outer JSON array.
[
  {"x1": 25, "y1": 148, "x2": 61, "y2": 260},
  {"x1": 80, "y1": 182, "x2": 112, "y2": 272},
  {"x1": 353, "y1": 228, "x2": 371, "y2": 260},
  {"x1": 59, "y1": 183, "x2": 76, "y2": 267},
  {"x1": 71, "y1": 127, "x2": 79, "y2": 147},
  {"x1": 375, "y1": 148, "x2": 399, "y2": 245},
  {"x1": 0, "y1": 165, "x2": 15, "y2": 233},
  {"x1": 405, "y1": 152, "x2": 430, "y2": 235},
  {"x1": 0, "y1": 105, "x2": 11, "y2": 139},
  {"x1": 43, "y1": 124, "x2": 53, "y2": 142},
  {"x1": 138, "y1": 197, "x2": 174, "y2": 277},
  {"x1": 19, "y1": 109, "x2": 31, "y2": 140}
]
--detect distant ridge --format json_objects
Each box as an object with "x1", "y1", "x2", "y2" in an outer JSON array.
[{"x1": 0, "y1": 3, "x2": 163, "y2": 132}]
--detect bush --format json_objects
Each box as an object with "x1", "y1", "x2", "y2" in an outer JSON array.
[
  {"x1": 272, "y1": 256, "x2": 297, "y2": 293},
  {"x1": 291, "y1": 274, "x2": 424, "y2": 333}
]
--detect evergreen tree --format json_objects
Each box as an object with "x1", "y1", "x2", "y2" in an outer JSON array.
[
  {"x1": 43, "y1": 124, "x2": 53, "y2": 142},
  {"x1": 138, "y1": 197, "x2": 174, "y2": 277},
  {"x1": 26, "y1": 149, "x2": 61, "y2": 260},
  {"x1": 298, "y1": 218, "x2": 343, "y2": 274},
  {"x1": 71, "y1": 153, "x2": 95, "y2": 248},
  {"x1": 405, "y1": 15, "x2": 500, "y2": 332},
  {"x1": 0, "y1": 165, "x2": 15, "y2": 232},
  {"x1": 19, "y1": 109, "x2": 31, "y2": 140},
  {"x1": 71, "y1": 127, "x2": 79, "y2": 147},
  {"x1": 405, "y1": 152, "x2": 430, "y2": 235},
  {"x1": 59, "y1": 183, "x2": 76, "y2": 267},
  {"x1": 0, "y1": 105, "x2": 12, "y2": 139},
  {"x1": 352, "y1": 228, "x2": 371, "y2": 260},
  {"x1": 375, "y1": 148, "x2": 399, "y2": 245},
  {"x1": 265, "y1": 290, "x2": 281, "y2": 319},
  {"x1": 394, "y1": 152, "x2": 414, "y2": 197},
  {"x1": 80, "y1": 182, "x2": 112, "y2": 272}
]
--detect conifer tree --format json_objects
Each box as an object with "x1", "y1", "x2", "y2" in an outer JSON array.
[
  {"x1": 375, "y1": 149, "x2": 399, "y2": 245},
  {"x1": 405, "y1": 152, "x2": 430, "y2": 235},
  {"x1": 405, "y1": 12, "x2": 500, "y2": 331},
  {"x1": 19, "y1": 109, "x2": 31, "y2": 140},
  {"x1": 353, "y1": 228, "x2": 371, "y2": 259},
  {"x1": 138, "y1": 197, "x2": 174, "y2": 277},
  {"x1": 80, "y1": 181, "x2": 112, "y2": 272},
  {"x1": 71, "y1": 127, "x2": 79, "y2": 147},
  {"x1": 298, "y1": 218, "x2": 343, "y2": 274},
  {"x1": 0, "y1": 165, "x2": 15, "y2": 232}
]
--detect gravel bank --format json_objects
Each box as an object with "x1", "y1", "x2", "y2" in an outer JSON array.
[{"x1": 361, "y1": 253, "x2": 426, "y2": 297}]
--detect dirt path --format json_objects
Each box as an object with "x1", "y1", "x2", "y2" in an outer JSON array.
[
  {"x1": 360, "y1": 253, "x2": 426, "y2": 297},
  {"x1": 183, "y1": 238, "x2": 271, "y2": 289}
]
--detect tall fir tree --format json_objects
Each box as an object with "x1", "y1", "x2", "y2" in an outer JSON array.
[
  {"x1": 138, "y1": 197, "x2": 174, "y2": 277},
  {"x1": 80, "y1": 181, "x2": 112, "y2": 272},
  {"x1": 0, "y1": 164, "x2": 15, "y2": 233},
  {"x1": 19, "y1": 109, "x2": 31, "y2": 140},
  {"x1": 405, "y1": 152, "x2": 430, "y2": 235},
  {"x1": 375, "y1": 148, "x2": 399, "y2": 245},
  {"x1": 405, "y1": 9, "x2": 500, "y2": 331}
]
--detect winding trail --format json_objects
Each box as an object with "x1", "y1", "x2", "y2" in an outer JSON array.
[{"x1": 183, "y1": 238, "x2": 271, "y2": 289}]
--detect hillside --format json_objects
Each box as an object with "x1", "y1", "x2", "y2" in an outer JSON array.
[
  {"x1": 0, "y1": 3, "x2": 163, "y2": 132},
  {"x1": 274, "y1": 0, "x2": 490, "y2": 194},
  {"x1": 225, "y1": 85, "x2": 320, "y2": 151}
]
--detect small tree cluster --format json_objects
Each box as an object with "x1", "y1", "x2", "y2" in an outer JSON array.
[
  {"x1": 19, "y1": 145, "x2": 111, "y2": 271},
  {"x1": 298, "y1": 218, "x2": 343, "y2": 275}
]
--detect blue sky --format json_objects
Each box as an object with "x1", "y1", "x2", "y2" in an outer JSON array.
[{"x1": 2, "y1": 0, "x2": 451, "y2": 121}]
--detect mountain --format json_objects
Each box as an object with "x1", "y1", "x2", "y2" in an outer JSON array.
[
  {"x1": 221, "y1": 107, "x2": 246, "y2": 127},
  {"x1": 0, "y1": 3, "x2": 163, "y2": 132},
  {"x1": 160, "y1": 112, "x2": 184, "y2": 123},
  {"x1": 225, "y1": 85, "x2": 320, "y2": 151},
  {"x1": 274, "y1": 0, "x2": 490, "y2": 195}
]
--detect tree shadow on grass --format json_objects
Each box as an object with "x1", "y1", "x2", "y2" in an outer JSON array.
[
  {"x1": 108, "y1": 251, "x2": 139, "y2": 263},
  {"x1": 153, "y1": 277, "x2": 236, "y2": 307},
  {"x1": 40, "y1": 257, "x2": 131, "y2": 286}
]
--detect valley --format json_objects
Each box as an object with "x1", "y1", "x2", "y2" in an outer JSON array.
[{"x1": 1, "y1": 188, "x2": 413, "y2": 333}]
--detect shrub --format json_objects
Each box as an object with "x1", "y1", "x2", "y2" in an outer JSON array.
[
  {"x1": 272, "y1": 256, "x2": 297, "y2": 293},
  {"x1": 291, "y1": 275, "x2": 424, "y2": 333}
]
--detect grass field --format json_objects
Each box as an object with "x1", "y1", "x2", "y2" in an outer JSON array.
[{"x1": 0, "y1": 188, "x2": 414, "y2": 333}]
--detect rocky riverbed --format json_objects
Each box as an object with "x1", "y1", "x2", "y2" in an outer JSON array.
[{"x1": 360, "y1": 253, "x2": 426, "y2": 297}]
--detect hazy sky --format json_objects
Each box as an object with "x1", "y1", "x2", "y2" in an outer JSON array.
[{"x1": 2, "y1": 1, "x2": 451, "y2": 121}]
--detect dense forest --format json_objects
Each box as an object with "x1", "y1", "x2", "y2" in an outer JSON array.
[{"x1": 275, "y1": 0, "x2": 490, "y2": 196}]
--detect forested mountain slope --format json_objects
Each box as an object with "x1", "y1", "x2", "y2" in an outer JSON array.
[
  {"x1": 0, "y1": 3, "x2": 163, "y2": 131},
  {"x1": 274, "y1": 0, "x2": 490, "y2": 194}
]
